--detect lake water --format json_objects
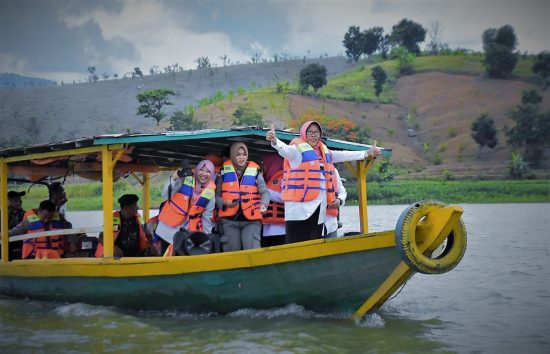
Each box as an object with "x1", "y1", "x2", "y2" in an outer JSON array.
[{"x1": 1, "y1": 203, "x2": 549, "y2": 353}]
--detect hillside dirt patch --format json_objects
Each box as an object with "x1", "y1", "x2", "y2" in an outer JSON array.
[{"x1": 288, "y1": 72, "x2": 550, "y2": 179}]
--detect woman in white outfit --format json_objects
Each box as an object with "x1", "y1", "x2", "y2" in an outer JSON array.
[{"x1": 266, "y1": 121, "x2": 380, "y2": 243}]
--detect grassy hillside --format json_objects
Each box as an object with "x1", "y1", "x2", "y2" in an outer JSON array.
[
  {"x1": 190, "y1": 53, "x2": 550, "y2": 179},
  {"x1": 0, "y1": 57, "x2": 352, "y2": 147},
  {"x1": 319, "y1": 55, "x2": 539, "y2": 104},
  {"x1": 2, "y1": 53, "x2": 549, "y2": 180}
]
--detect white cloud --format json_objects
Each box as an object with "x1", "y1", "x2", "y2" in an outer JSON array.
[
  {"x1": 0, "y1": 52, "x2": 30, "y2": 74},
  {"x1": 58, "y1": 0, "x2": 250, "y2": 78}
]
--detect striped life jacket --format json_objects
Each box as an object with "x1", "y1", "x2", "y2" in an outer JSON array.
[
  {"x1": 22, "y1": 209, "x2": 65, "y2": 259},
  {"x1": 218, "y1": 160, "x2": 262, "y2": 221},
  {"x1": 158, "y1": 176, "x2": 216, "y2": 231},
  {"x1": 282, "y1": 138, "x2": 337, "y2": 203},
  {"x1": 262, "y1": 170, "x2": 285, "y2": 225},
  {"x1": 95, "y1": 211, "x2": 149, "y2": 257}
]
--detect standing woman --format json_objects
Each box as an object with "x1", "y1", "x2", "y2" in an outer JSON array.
[
  {"x1": 156, "y1": 160, "x2": 217, "y2": 254},
  {"x1": 266, "y1": 121, "x2": 380, "y2": 244},
  {"x1": 217, "y1": 142, "x2": 270, "y2": 251}
]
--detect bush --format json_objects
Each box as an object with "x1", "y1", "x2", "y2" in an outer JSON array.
[{"x1": 232, "y1": 105, "x2": 264, "y2": 127}]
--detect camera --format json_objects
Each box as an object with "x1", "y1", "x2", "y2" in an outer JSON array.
[{"x1": 176, "y1": 159, "x2": 192, "y2": 178}]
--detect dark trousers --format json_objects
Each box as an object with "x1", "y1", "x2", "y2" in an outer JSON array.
[{"x1": 285, "y1": 206, "x2": 324, "y2": 244}]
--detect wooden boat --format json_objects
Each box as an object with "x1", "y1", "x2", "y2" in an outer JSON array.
[{"x1": 0, "y1": 128, "x2": 467, "y2": 319}]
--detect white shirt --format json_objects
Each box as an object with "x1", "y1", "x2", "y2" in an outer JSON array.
[
  {"x1": 325, "y1": 168, "x2": 347, "y2": 235},
  {"x1": 271, "y1": 137, "x2": 367, "y2": 224}
]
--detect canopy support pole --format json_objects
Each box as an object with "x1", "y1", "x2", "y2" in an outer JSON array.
[
  {"x1": 101, "y1": 146, "x2": 114, "y2": 257},
  {"x1": 1, "y1": 159, "x2": 8, "y2": 262},
  {"x1": 142, "y1": 172, "x2": 151, "y2": 222}
]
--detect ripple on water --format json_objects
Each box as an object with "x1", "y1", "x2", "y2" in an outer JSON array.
[
  {"x1": 228, "y1": 303, "x2": 348, "y2": 320},
  {"x1": 54, "y1": 302, "x2": 116, "y2": 317}
]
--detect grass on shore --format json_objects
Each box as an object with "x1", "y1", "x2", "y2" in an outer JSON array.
[{"x1": 8, "y1": 179, "x2": 549, "y2": 212}]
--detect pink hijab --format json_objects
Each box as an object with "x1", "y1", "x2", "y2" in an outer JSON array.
[
  {"x1": 300, "y1": 121, "x2": 323, "y2": 148},
  {"x1": 193, "y1": 159, "x2": 215, "y2": 199}
]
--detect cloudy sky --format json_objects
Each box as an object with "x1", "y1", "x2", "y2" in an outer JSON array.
[{"x1": 1, "y1": 0, "x2": 548, "y2": 83}]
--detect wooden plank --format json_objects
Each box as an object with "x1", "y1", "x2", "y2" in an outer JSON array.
[{"x1": 9, "y1": 227, "x2": 103, "y2": 242}]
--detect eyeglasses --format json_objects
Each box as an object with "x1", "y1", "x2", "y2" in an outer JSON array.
[{"x1": 306, "y1": 130, "x2": 320, "y2": 136}]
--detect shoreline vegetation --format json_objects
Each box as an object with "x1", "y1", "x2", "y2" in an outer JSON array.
[{"x1": 8, "y1": 179, "x2": 549, "y2": 211}]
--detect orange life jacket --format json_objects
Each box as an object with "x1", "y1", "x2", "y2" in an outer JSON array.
[
  {"x1": 218, "y1": 160, "x2": 262, "y2": 221},
  {"x1": 282, "y1": 139, "x2": 337, "y2": 203},
  {"x1": 262, "y1": 170, "x2": 285, "y2": 225},
  {"x1": 21, "y1": 209, "x2": 65, "y2": 259},
  {"x1": 158, "y1": 176, "x2": 216, "y2": 231},
  {"x1": 95, "y1": 211, "x2": 148, "y2": 257}
]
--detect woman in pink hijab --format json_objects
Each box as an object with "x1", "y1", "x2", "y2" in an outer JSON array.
[
  {"x1": 266, "y1": 121, "x2": 381, "y2": 244},
  {"x1": 156, "y1": 159, "x2": 217, "y2": 254}
]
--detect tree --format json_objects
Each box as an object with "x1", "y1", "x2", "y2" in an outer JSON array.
[
  {"x1": 195, "y1": 56, "x2": 211, "y2": 69},
  {"x1": 482, "y1": 25, "x2": 518, "y2": 78},
  {"x1": 505, "y1": 89, "x2": 550, "y2": 167},
  {"x1": 471, "y1": 113, "x2": 498, "y2": 158},
  {"x1": 169, "y1": 105, "x2": 205, "y2": 131},
  {"x1": 133, "y1": 67, "x2": 143, "y2": 78},
  {"x1": 87, "y1": 66, "x2": 99, "y2": 82},
  {"x1": 136, "y1": 89, "x2": 175, "y2": 126},
  {"x1": 390, "y1": 19, "x2": 426, "y2": 55},
  {"x1": 299, "y1": 63, "x2": 327, "y2": 97},
  {"x1": 232, "y1": 105, "x2": 264, "y2": 127},
  {"x1": 482, "y1": 28, "x2": 498, "y2": 51},
  {"x1": 426, "y1": 20, "x2": 446, "y2": 55},
  {"x1": 363, "y1": 26, "x2": 384, "y2": 57},
  {"x1": 371, "y1": 66, "x2": 387, "y2": 102},
  {"x1": 532, "y1": 51, "x2": 550, "y2": 89},
  {"x1": 484, "y1": 44, "x2": 518, "y2": 79},
  {"x1": 392, "y1": 47, "x2": 416, "y2": 74},
  {"x1": 494, "y1": 24, "x2": 517, "y2": 51},
  {"x1": 343, "y1": 26, "x2": 364, "y2": 62}
]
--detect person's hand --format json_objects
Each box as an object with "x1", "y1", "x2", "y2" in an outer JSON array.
[
  {"x1": 327, "y1": 199, "x2": 341, "y2": 209},
  {"x1": 259, "y1": 203, "x2": 267, "y2": 214},
  {"x1": 366, "y1": 140, "x2": 381, "y2": 159},
  {"x1": 223, "y1": 199, "x2": 239, "y2": 208},
  {"x1": 266, "y1": 123, "x2": 276, "y2": 143}
]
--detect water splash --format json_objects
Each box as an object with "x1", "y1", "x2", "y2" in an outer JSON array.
[
  {"x1": 228, "y1": 303, "x2": 348, "y2": 320},
  {"x1": 354, "y1": 312, "x2": 385, "y2": 328}
]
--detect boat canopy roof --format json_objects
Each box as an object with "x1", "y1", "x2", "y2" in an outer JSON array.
[{"x1": 0, "y1": 128, "x2": 390, "y2": 181}]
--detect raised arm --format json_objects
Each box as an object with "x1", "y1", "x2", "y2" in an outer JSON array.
[{"x1": 266, "y1": 124, "x2": 301, "y2": 168}]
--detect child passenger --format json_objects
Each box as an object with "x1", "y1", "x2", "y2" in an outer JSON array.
[{"x1": 216, "y1": 142, "x2": 270, "y2": 251}]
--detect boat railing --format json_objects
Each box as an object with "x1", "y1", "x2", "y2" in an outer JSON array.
[{"x1": 7, "y1": 227, "x2": 103, "y2": 242}]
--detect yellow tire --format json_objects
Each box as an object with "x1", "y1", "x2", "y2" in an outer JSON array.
[{"x1": 395, "y1": 200, "x2": 467, "y2": 274}]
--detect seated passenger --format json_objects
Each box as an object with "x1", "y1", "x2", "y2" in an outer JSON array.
[
  {"x1": 6, "y1": 190, "x2": 26, "y2": 259},
  {"x1": 9, "y1": 199, "x2": 69, "y2": 259},
  {"x1": 260, "y1": 153, "x2": 286, "y2": 247},
  {"x1": 95, "y1": 194, "x2": 157, "y2": 257},
  {"x1": 156, "y1": 160, "x2": 217, "y2": 254},
  {"x1": 216, "y1": 142, "x2": 270, "y2": 251},
  {"x1": 325, "y1": 168, "x2": 346, "y2": 238},
  {"x1": 49, "y1": 182, "x2": 69, "y2": 219}
]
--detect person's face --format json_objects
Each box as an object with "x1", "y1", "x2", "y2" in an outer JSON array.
[
  {"x1": 38, "y1": 210, "x2": 54, "y2": 224},
  {"x1": 51, "y1": 188, "x2": 67, "y2": 207},
  {"x1": 121, "y1": 203, "x2": 138, "y2": 219},
  {"x1": 235, "y1": 147, "x2": 248, "y2": 168},
  {"x1": 197, "y1": 165, "x2": 212, "y2": 184},
  {"x1": 8, "y1": 197, "x2": 22, "y2": 210},
  {"x1": 305, "y1": 124, "x2": 321, "y2": 146}
]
